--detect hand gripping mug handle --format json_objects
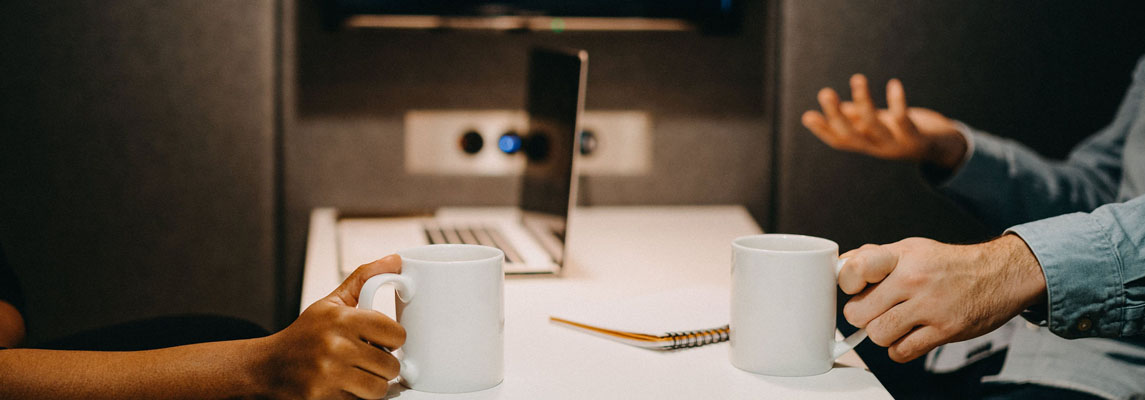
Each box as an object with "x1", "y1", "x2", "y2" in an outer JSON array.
[
  {"x1": 832, "y1": 258, "x2": 869, "y2": 360},
  {"x1": 359, "y1": 274, "x2": 419, "y2": 384}
]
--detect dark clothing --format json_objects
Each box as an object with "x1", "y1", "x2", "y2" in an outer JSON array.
[
  {"x1": 981, "y1": 384, "x2": 1107, "y2": 400},
  {"x1": 36, "y1": 314, "x2": 269, "y2": 351},
  {"x1": 0, "y1": 241, "x2": 265, "y2": 351},
  {"x1": 0, "y1": 243, "x2": 23, "y2": 314}
]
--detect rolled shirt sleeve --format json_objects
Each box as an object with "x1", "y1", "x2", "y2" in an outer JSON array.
[
  {"x1": 925, "y1": 57, "x2": 1145, "y2": 340},
  {"x1": 1007, "y1": 194, "x2": 1145, "y2": 339},
  {"x1": 935, "y1": 125, "x2": 1126, "y2": 232}
]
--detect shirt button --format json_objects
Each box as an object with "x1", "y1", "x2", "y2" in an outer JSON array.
[{"x1": 1076, "y1": 317, "x2": 1093, "y2": 332}]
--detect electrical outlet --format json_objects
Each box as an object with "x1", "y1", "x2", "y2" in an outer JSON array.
[
  {"x1": 405, "y1": 110, "x2": 527, "y2": 176},
  {"x1": 404, "y1": 109, "x2": 651, "y2": 176},
  {"x1": 577, "y1": 111, "x2": 651, "y2": 176}
]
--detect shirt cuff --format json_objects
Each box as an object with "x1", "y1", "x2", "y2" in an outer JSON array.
[
  {"x1": 919, "y1": 121, "x2": 975, "y2": 184},
  {"x1": 1007, "y1": 213, "x2": 1125, "y2": 339},
  {"x1": 933, "y1": 123, "x2": 1011, "y2": 191}
]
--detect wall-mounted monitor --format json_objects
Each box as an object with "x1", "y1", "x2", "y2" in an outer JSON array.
[{"x1": 324, "y1": 0, "x2": 740, "y2": 34}]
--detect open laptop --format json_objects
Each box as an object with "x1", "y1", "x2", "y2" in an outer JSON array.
[{"x1": 337, "y1": 47, "x2": 587, "y2": 276}]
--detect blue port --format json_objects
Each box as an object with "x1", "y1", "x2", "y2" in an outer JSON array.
[{"x1": 498, "y1": 132, "x2": 523, "y2": 154}]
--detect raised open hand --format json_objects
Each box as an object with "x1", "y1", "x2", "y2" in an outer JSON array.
[{"x1": 802, "y1": 74, "x2": 968, "y2": 170}]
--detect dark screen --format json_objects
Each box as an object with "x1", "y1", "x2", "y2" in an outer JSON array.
[{"x1": 518, "y1": 47, "x2": 585, "y2": 262}]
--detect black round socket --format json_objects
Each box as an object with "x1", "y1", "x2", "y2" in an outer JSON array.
[
  {"x1": 579, "y1": 129, "x2": 598, "y2": 156},
  {"x1": 523, "y1": 131, "x2": 550, "y2": 162},
  {"x1": 459, "y1": 130, "x2": 484, "y2": 154}
]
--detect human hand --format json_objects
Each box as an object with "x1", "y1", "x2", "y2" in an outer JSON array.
[
  {"x1": 256, "y1": 255, "x2": 406, "y2": 399},
  {"x1": 802, "y1": 74, "x2": 968, "y2": 170},
  {"x1": 837, "y1": 235, "x2": 1046, "y2": 362}
]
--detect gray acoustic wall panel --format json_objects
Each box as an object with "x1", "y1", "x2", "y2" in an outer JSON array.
[
  {"x1": 775, "y1": 1, "x2": 1145, "y2": 251},
  {"x1": 0, "y1": 1, "x2": 277, "y2": 343},
  {"x1": 279, "y1": 1, "x2": 775, "y2": 323}
]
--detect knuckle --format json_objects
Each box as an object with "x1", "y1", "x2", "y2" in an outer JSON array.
[
  {"x1": 322, "y1": 334, "x2": 346, "y2": 354},
  {"x1": 901, "y1": 237, "x2": 930, "y2": 246},
  {"x1": 846, "y1": 255, "x2": 866, "y2": 273},
  {"x1": 315, "y1": 358, "x2": 336, "y2": 378},
  {"x1": 332, "y1": 306, "x2": 356, "y2": 326},
  {"x1": 900, "y1": 269, "x2": 927, "y2": 289}
]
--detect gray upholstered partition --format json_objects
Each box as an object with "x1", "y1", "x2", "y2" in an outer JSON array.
[
  {"x1": 0, "y1": 1, "x2": 277, "y2": 343},
  {"x1": 775, "y1": 1, "x2": 1145, "y2": 251}
]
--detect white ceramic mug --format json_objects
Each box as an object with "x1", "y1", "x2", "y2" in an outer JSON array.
[
  {"x1": 730, "y1": 234, "x2": 868, "y2": 376},
  {"x1": 358, "y1": 244, "x2": 505, "y2": 393}
]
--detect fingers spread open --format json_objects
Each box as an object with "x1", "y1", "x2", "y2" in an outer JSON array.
[
  {"x1": 848, "y1": 75, "x2": 894, "y2": 143},
  {"x1": 886, "y1": 79, "x2": 908, "y2": 117},
  {"x1": 803, "y1": 110, "x2": 845, "y2": 147},
  {"x1": 839, "y1": 102, "x2": 862, "y2": 122},
  {"x1": 838, "y1": 246, "x2": 898, "y2": 294},
  {"x1": 849, "y1": 75, "x2": 878, "y2": 125},
  {"x1": 818, "y1": 88, "x2": 858, "y2": 140},
  {"x1": 884, "y1": 79, "x2": 919, "y2": 138}
]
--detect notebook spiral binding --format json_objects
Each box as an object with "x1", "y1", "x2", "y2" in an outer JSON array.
[
  {"x1": 665, "y1": 324, "x2": 730, "y2": 349},
  {"x1": 549, "y1": 317, "x2": 730, "y2": 350}
]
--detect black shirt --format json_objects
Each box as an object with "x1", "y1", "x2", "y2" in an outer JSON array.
[{"x1": 0, "y1": 243, "x2": 23, "y2": 314}]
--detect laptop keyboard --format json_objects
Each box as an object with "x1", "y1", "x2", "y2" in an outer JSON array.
[{"x1": 423, "y1": 224, "x2": 524, "y2": 264}]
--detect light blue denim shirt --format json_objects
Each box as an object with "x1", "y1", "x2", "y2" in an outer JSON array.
[{"x1": 934, "y1": 56, "x2": 1145, "y2": 399}]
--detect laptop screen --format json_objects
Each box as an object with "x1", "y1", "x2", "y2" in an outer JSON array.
[{"x1": 518, "y1": 47, "x2": 587, "y2": 265}]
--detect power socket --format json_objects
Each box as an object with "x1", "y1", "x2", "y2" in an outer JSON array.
[{"x1": 404, "y1": 109, "x2": 651, "y2": 176}]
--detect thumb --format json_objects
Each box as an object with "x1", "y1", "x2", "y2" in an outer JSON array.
[{"x1": 325, "y1": 254, "x2": 402, "y2": 307}]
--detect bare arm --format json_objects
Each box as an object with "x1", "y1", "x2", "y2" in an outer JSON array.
[
  {"x1": 0, "y1": 256, "x2": 405, "y2": 400},
  {"x1": 0, "y1": 338, "x2": 267, "y2": 399}
]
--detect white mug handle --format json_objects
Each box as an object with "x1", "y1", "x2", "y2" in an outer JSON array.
[
  {"x1": 358, "y1": 274, "x2": 418, "y2": 383},
  {"x1": 832, "y1": 258, "x2": 868, "y2": 360}
]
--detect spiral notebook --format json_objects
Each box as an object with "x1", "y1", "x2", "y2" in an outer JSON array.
[
  {"x1": 549, "y1": 317, "x2": 728, "y2": 350},
  {"x1": 548, "y1": 286, "x2": 730, "y2": 350}
]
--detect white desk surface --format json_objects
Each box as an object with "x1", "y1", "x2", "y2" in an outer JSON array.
[{"x1": 301, "y1": 206, "x2": 891, "y2": 399}]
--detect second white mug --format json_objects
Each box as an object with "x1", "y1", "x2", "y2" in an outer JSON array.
[
  {"x1": 730, "y1": 234, "x2": 868, "y2": 377},
  {"x1": 358, "y1": 244, "x2": 505, "y2": 393}
]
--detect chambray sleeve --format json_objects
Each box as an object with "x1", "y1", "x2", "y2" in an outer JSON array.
[
  {"x1": 929, "y1": 56, "x2": 1145, "y2": 339},
  {"x1": 1007, "y1": 196, "x2": 1145, "y2": 339},
  {"x1": 937, "y1": 100, "x2": 1136, "y2": 231}
]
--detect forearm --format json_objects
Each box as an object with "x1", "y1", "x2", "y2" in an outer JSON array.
[
  {"x1": 0, "y1": 337, "x2": 273, "y2": 400},
  {"x1": 936, "y1": 127, "x2": 1123, "y2": 229}
]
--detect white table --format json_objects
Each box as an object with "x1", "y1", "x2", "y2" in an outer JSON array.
[{"x1": 301, "y1": 206, "x2": 891, "y2": 399}]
